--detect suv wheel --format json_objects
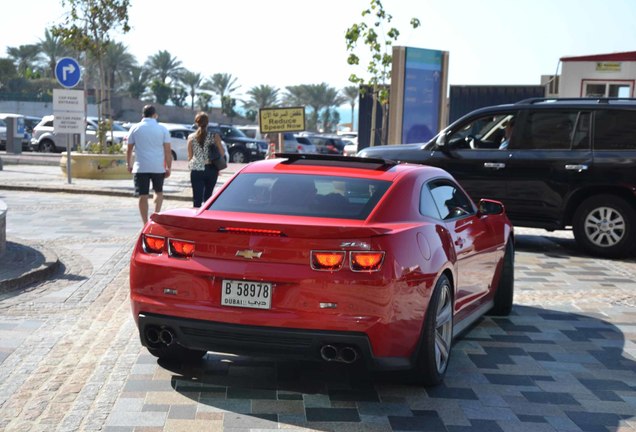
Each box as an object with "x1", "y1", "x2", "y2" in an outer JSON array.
[
  {"x1": 229, "y1": 148, "x2": 247, "y2": 164},
  {"x1": 39, "y1": 139, "x2": 56, "y2": 153},
  {"x1": 573, "y1": 195, "x2": 636, "y2": 258}
]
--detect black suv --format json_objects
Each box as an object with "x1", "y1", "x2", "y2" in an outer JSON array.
[
  {"x1": 358, "y1": 98, "x2": 636, "y2": 258},
  {"x1": 206, "y1": 123, "x2": 268, "y2": 163}
]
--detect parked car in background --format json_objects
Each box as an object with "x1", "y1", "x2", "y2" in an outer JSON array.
[
  {"x1": 307, "y1": 134, "x2": 347, "y2": 155},
  {"x1": 281, "y1": 132, "x2": 318, "y2": 154},
  {"x1": 160, "y1": 123, "x2": 228, "y2": 163},
  {"x1": 30, "y1": 115, "x2": 128, "y2": 153},
  {"x1": 130, "y1": 154, "x2": 514, "y2": 386},
  {"x1": 359, "y1": 97, "x2": 636, "y2": 258},
  {"x1": 205, "y1": 123, "x2": 267, "y2": 163},
  {"x1": 236, "y1": 125, "x2": 263, "y2": 140}
]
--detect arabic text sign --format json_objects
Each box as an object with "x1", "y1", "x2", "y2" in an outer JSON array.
[{"x1": 259, "y1": 107, "x2": 305, "y2": 133}]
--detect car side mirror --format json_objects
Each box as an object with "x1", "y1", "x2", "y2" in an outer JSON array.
[{"x1": 478, "y1": 199, "x2": 504, "y2": 215}]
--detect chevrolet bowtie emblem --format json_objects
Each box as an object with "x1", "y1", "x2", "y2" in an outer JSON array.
[{"x1": 235, "y1": 249, "x2": 263, "y2": 259}]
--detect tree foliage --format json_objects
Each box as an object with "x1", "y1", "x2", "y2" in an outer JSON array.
[
  {"x1": 345, "y1": 0, "x2": 420, "y2": 145},
  {"x1": 51, "y1": 0, "x2": 131, "y2": 151}
]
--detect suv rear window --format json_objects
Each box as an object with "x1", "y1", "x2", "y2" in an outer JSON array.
[
  {"x1": 209, "y1": 173, "x2": 390, "y2": 219},
  {"x1": 594, "y1": 110, "x2": 636, "y2": 150}
]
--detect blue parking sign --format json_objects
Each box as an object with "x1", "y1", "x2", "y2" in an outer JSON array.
[{"x1": 55, "y1": 57, "x2": 81, "y2": 88}]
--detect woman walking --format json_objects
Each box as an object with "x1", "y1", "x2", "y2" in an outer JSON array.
[{"x1": 187, "y1": 112, "x2": 225, "y2": 208}]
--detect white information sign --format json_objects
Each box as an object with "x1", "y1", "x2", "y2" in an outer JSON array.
[{"x1": 53, "y1": 89, "x2": 85, "y2": 134}]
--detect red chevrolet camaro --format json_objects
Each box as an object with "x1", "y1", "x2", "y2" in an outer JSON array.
[{"x1": 130, "y1": 154, "x2": 514, "y2": 386}]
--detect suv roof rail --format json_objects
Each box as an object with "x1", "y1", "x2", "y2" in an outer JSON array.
[
  {"x1": 274, "y1": 152, "x2": 398, "y2": 170},
  {"x1": 516, "y1": 97, "x2": 636, "y2": 104}
]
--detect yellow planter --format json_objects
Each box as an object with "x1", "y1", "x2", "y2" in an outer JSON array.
[{"x1": 60, "y1": 152, "x2": 131, "y2": 180}]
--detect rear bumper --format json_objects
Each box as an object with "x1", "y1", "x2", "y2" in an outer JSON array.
[{"x1": 137, "y1": 312, "x2": 413, "y2": 370}]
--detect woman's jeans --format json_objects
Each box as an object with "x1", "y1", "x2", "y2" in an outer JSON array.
[{"x1": 190, "y1": 165, "x2": 219, "y2": 208}]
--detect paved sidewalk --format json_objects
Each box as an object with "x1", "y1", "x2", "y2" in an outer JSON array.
[
  {"x1": 1, "y1": 153, "x2": 635, "y2": 432},
  {"x1": 0, "y1": 152, "x2": 239, "y2": 290}
]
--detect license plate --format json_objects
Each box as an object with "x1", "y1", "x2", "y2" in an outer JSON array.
[{"x1": 221, "y1": 280, "x2": 272, "y2": 310}]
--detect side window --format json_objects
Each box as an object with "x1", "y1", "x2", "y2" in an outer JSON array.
[
  {"x1": 594, "y1": 110, "x2": 636, "y2": 150},
  {"x1": 420, "y1": 184, "x2": 441, "y2": 219},
  {"x1": 517, "y1": 111, "x2": 578, "y2": 150},
  {"x1": 571, "y1": 112, "x2": 591, "y2": 150},
  {"x1": 447, "y1": 113, "x2": 515, "y2": 150},
  {"x1": 428, "y1": 180, "x2": 475, "y2": 220}
]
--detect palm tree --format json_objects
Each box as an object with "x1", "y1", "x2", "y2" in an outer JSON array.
[
  {"x1": 127, "y1": 66, "x2": 151, "y2": 99},
  {"x1": 203, "y1": 73, "x2": 240, "y2": 102},
  {"x1": 179, "y1": 70, "x2": 203, "y2": 110},
  {"x1": 343, "y1": 85, "x2": 359, "y2": 130},
  {"x1": 282, "y1": 83, "x2": 344, "y2": 132},
  {"x1": 320, "y1": 86, "x2": 346, "y2": 133},
  {"x1": 37, "y1": 28, "x2": 71, "y2": 78},
  {"x1": 6, "y1": 44, "x2": 41, "y2": 77},
  {"x1": 145, "y1": 50, "x2": 182, "y2": 84},
  {"x1": 282, "y1": 85, "x2": 307, "y2": 107},
  {"x1": 243, "y1": 84, "x2": 280, "y2": 111},
  {"x1": 103, "y1": 42, "x2": 137, "y2": 92}
]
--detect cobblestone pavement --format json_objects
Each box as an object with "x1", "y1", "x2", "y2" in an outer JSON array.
[{"x1": 0, "y1": 190, "x2": 635, "y2": 432}]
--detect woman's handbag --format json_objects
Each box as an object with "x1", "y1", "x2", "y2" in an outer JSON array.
[
  {"x1": 212, "y1": 154, "x2": 227, "y2": 171},
  {"x1": 206, "y1": 133, "x2": 227, "y2": 171}
]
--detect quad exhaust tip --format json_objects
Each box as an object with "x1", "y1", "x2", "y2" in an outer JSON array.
[
  {"x1": 320, "y1": 344, "x2": 358, "y2": 364},
  {"x1": 145, "y1": 326, "x2": 176, "y2": 347}
]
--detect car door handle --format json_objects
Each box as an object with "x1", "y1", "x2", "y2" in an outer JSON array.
[
  {"x1": 483, "y1": 162, "x2": 506, "y2": 169},
  {"x1": 565, "y1": 164, "x2": 588, "y2": 172}
]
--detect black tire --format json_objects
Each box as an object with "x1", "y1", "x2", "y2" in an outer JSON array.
[
  {"x1": 171, "y1": 150, "x2": 177, "y2": 161},
  {"x1": 147, "y1": 344, "x2": 207, "y2": 363},
  {"x1": 412, "y1": 274, "x2": 453, "y2": 386},
  {"x1": 39, "y1": 139, "x2": 56, "y2": 153},
  {"x1": 229, "y1": 148, "x2": 247, "y2": 164},
  {"x1": 573, "y1": 195, "x2": 636, "y2": 258},
  {"x1": 489, "y1": 239, "x2": 514, "y2": 316}
]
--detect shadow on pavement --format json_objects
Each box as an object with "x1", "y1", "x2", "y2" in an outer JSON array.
[{"x1": 157, "y1": 305, "x2": 636, "y2": 431}]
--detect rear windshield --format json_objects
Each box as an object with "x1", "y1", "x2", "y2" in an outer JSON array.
[{"x1": 209, "y1": 173, "x2": 391, "y2": 219}]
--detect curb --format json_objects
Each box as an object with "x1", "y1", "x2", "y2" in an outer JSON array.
[
  {"x1": 0, "y1": 240, "x2": 61, "y2": 293},
  {"x1": 0, "y1": 184, "x2": 192, "y2": 201}
]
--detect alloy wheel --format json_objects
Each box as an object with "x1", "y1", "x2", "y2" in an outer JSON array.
[
  {"x1": 434, "y1": 282, "x2": 453, "y2": 374},
  {"x1": 584, "y1": 206, "x2": 626, "y2": 248}
]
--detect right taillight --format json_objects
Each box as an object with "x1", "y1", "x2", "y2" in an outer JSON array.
[
  {"x1": 310, "y1": 250, "x2": 385, "y2": 272},
  {"x1": 350, "y1": 251, "x2": 385, "y2": 272}
]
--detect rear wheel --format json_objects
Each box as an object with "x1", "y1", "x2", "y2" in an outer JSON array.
[
  {"x1": 229, "y1": 148, "x2": 247, "y2": 163},
  {"x1": 573, "y1": 195, "x2": 636, "y2": 258},
  {"x1": 489, "y1": 239, "x2": 514, "y2": 316},
  {"x1": 413, "y1": 274, "x2": 453, "y2": 386},
  {"x1": 39, "y1": 139, "x2": 55, "y2": 153}
]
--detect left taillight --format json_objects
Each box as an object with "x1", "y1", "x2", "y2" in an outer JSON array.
[
  {"x1": 169, "y1": 239, "x2": 195, "y2": 259},
  {"x1": 142, "y1": 234, "x2": 165, "y2": 254},
  {"x1": 311, "y1": 251, "x2": 346, "y2": 271},
  {"x1": 141, "y1": 235, "x2": 195, "y2": 259}
]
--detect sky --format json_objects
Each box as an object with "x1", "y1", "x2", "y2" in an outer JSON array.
[{"x1": 2, "y1": 0, "x2": 636, "y2": 106}]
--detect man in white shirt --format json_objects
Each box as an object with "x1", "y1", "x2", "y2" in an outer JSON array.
[{"x1": 126, "y1": 105, "x2": 172, "y2": 224}]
